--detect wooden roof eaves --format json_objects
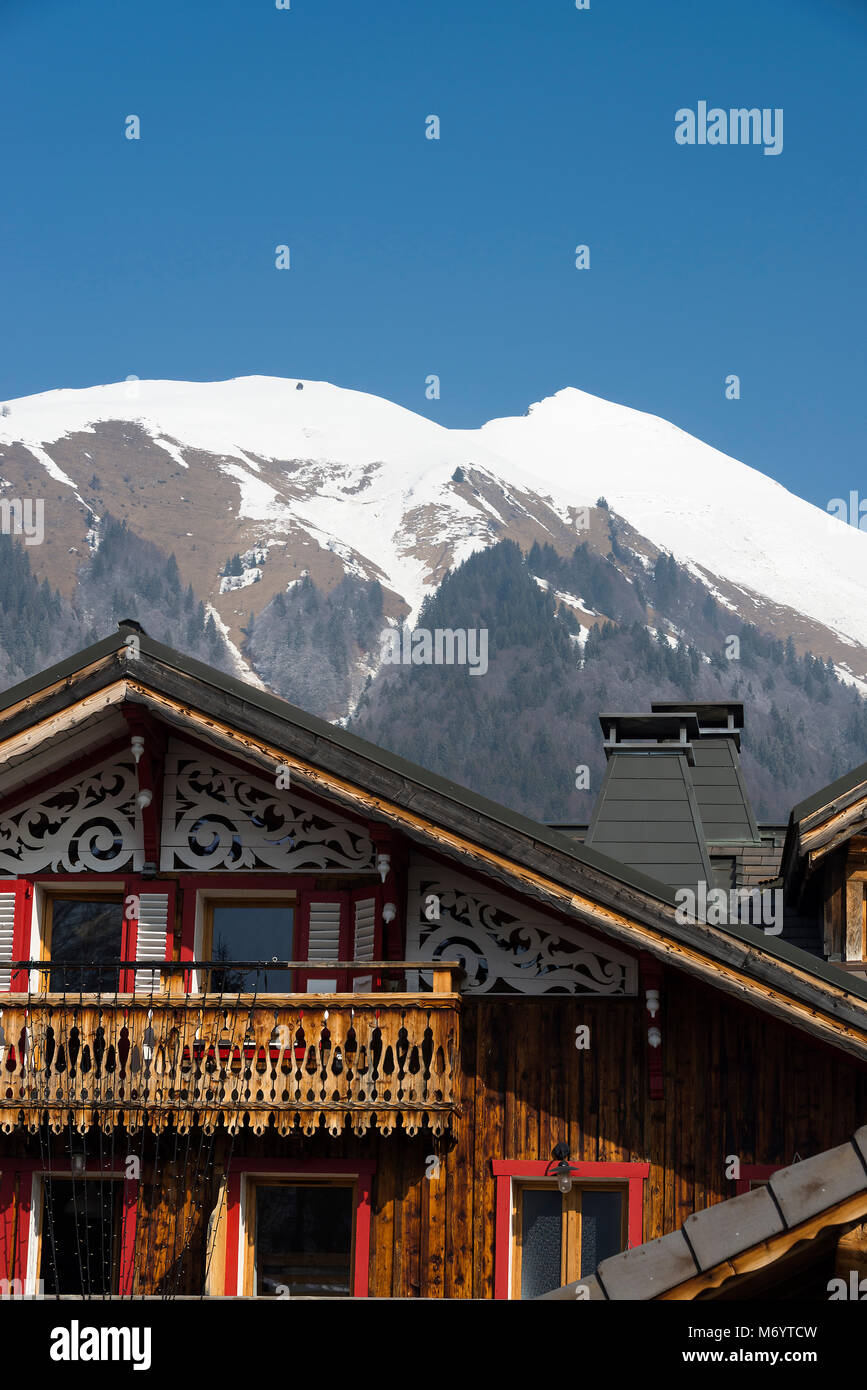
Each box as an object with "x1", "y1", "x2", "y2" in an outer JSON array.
[{"x1": 4, "y1": 637, "x2": 867, "y2": 1057}]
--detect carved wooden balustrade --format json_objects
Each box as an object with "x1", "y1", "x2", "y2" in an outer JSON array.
[{"x1": 0, "y1": 962, "x2": 461, "y2": 1137}]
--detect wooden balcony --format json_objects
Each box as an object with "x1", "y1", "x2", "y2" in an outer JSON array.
[{"x1": 0, "y1": 962, "x2": 461, "y2": 1138}]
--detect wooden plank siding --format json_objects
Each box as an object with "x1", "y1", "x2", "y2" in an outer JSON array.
[{"x1": 3, "y1": 975, "x2": 866, "y2": 1297}]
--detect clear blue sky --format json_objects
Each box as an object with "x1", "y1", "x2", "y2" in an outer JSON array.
[{"x1": 1, "y1": 0, "x2": 864, "y2": 510}]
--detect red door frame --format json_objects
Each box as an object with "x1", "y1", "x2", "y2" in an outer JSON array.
[
  {"x1": 0, "y1": 1157, "x2": 139, "y2": 1296},
  {"x1": 223, "y1": 1158, "x2": 376, "y2": 1298},
  {"x1": 491, "y1": 1159, "x2": 649, "y2": 1300}
]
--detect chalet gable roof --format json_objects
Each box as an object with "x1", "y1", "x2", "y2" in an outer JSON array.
[
  {"x1": 3, "y1": 625, "x2": 867, "y2": 1059},
  {"x1": 782, "y1": 759, "x2": 867, "y2": 890}
]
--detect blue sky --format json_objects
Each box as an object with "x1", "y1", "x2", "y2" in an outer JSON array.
[{"x1": 1, "y1": 0, "x2": 864, "y2": 510}]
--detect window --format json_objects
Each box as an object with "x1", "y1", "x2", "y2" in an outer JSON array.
[
  {"x1": 45, "y1": 895, "x2": 127, "y2": 992},
  {"x1": 220, "y1": 1161, "x2": 375, "y2": 1297},
  {"x1": 249, "y1": 1182, "x2": 354, "y2": 1296},
  {"x1": 205, "y1": 900, "x2": 294, "y2": 991},
  {"x1": 513, "y1": 1184, "x2": 625, "y2": 1299},
  {"x1": 39, "y1": 1178, "x2": 125, "y2": 1296},
  {"x1": 492, "y1": 1160, "x2": 648, "y2": 1299}
]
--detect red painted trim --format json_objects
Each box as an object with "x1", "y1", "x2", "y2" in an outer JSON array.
[
  {"x1": 491, "y1": 1160, "x2": 650, "y2": 1179},
  {"x1": 491, "y1": 1160, "x2": 650, "y2": 1300},
  {"x1": 225, "y1": 1170, "x2": 242, "y2": 1297},
  {"x1": 734, "y1": 1164, "x2": 780, "y2": 1195},
  {"x1": 0, "y1": 1170, "x2": 27, "y2": 1284},
  {"x1": 494, "y1": 1167, "x2": 513, "y2": 1301},
  {"x1": 119, "y1": 1177, "x2": 139, "y2": 1296},
  {"x1": 6, "y1": 879, "x2": 33, "y2": 991},
  {"x1": 222, "y1": 1159, "x2": 376, "y2": 1298},
  {"x1": 29, "y1": 874, "x2": 129, "y2": 884},
  {"x1": 179, "y1": 874, "x2": 318, "y2": 890}
]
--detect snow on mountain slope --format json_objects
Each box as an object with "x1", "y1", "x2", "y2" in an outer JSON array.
[
  {"x1": 471, "y1": 388, "x2": 867, "y2": 651},
  {"x1": 1, "y1": 376, "x2": 864, "y2": 661},
  {"x1": 0, "y1": 377, "x2": 557, "y2": 620}
]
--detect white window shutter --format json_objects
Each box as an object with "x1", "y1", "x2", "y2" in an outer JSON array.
[
  {"x1": 353, "y1": 895, "x2": 376, "y2": 992},
  {"x1": 135, "y1": 892, "x2": 170, "y2": 993},
  {"x1": 304, "y1": 899, "x2": 342, "y2": 992},
  {"x1": 0, "y1": 890, "x2": 16, "y2": 991},
  {"x1": 307, "y1": 900, "x2": 342, "y2": 960}
]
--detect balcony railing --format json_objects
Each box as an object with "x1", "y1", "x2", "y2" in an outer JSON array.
[{"x1": 0, "y1": 961, "x2": 461, "y2": 1138}]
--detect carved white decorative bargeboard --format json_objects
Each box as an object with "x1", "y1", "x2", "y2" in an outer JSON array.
[
  {"x1": 0, "y1": 762, "x2": 142, "y2": 874},
  {"x1": 160, "y1": 742, "x2": 375, "y2": 872},
  {"x1": 407, "y1": 858, "x2": 637, "y2": 995}
]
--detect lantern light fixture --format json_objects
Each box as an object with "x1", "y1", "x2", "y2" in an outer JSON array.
[{"x1": 546, "y1": 1141, "x2": 576, "y2": 1195}]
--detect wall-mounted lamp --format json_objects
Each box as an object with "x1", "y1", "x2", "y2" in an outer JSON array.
[
  {"x1": 376, "y1": 852, "x2": 391, "y2": 883},
  {"x1": 546, "y1": 1141, "x2": 576, "y2": 1195},
  {"x1": 382, "y1": 902, "x2": 397, "y2": 925}
]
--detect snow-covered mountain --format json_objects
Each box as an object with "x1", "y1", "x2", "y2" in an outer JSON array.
[{"x1": 0, "y1": 375, "x2": 864, "y2": 692}]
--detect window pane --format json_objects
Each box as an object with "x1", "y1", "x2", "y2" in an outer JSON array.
[
  {"x1": 40, "y1": 1179, "x2": 121, "y2": 1295},
  {"x1": 255, "y1": 1184, "x2": 353, "y2": 1297},
  {"x1": 211, "y1": 906, "x2": 294, "y2": 991},
  {"x1": 520, "y1": 1188, "x2": 562, "y2": 1299},
  {"x1": 50, "y1": 899, "x2": 124, "y2": 992},
  {"x1": 581, "y1": 1190, "x2": 623, "y2": 1277}
]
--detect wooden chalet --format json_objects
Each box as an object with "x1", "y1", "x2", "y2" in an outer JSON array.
[{"x1": 1, "y1": 626, "x2": 867, "y2": 1299}]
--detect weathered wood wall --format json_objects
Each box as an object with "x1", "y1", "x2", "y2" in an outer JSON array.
[{"x1": 4, "y1": 973, "x2": 867, "y2": 1296}]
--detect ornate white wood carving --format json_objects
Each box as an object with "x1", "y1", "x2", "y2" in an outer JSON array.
[
  {"x1": 160, "y1": 743, "x2": 374, "y2": 873},
  {"x1": 408, "y1": 861, "x2": 637, "y2": 996},
  {"x1": 0, "y1": 763, "x2": 141, "y2": 875}
]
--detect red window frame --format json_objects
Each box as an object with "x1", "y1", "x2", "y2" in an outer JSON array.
[
  {"x1": 734, "y1": 1163, "x2": 781, "y2": 1195},
  {"x1": 180, "y1": 874, "x2": 309, "y2": 991},
  {"x1": 492, "y1": 1159, "x2": 649, "y2": 1300},
  {"x1": 222, "y1": 1159, "x2": 375, "y2": 1298},
  {"x1": 0, "y1": 1157, "x2": 139, "y2": 1296}
]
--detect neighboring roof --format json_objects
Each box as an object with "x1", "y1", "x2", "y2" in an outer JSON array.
[
  {"x1": 3, "y1": 625, "x2": 867, "y2": 1058},
  {"x1": 781, "y1": 760, "x2": 867, "y2": 893},
  {"x1": 791, "y1": 759, "x2": 867, "y2": 826},
  {"x1": 541, "y1": 1128, "x2": 867, "y2": 1301}
]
